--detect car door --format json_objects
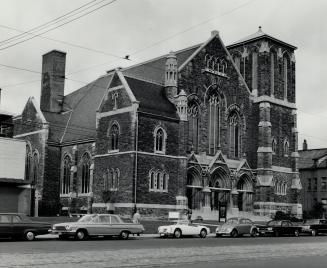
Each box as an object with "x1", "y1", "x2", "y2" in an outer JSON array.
[
  {"x1": 12, "y1": 215, "x2": 26, "y2": 238},
  {"x1": 97, "y1": 215, "x2": 111, "y2": 235},
  {"x1": 109, "y1": 215, "x2": 123, "y2": 235},
  {"x1": 238, "y1": 219, "x2": 248, "y2": 234},
  {"x1": 0, "y1": 214, "x2": 13, "y2": 238},
  {"x1": 281, "y1": 221, "x2": 291, "y2": 235}
]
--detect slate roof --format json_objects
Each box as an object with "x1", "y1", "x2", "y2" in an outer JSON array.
[
  {"x1": 298, "y1": 149, "x2": 327, "y2": 169},
  {"x1": 122, "y1": 44, "x2": 201, "y2": 84},
  {"x1": 124, "y1": 76, "x2": 178, "y2": 119},
  {"x1": 43, "y1": 74, "x2": 112, "y2": 143},
  {"x1": 227, "y1": 27, "x2": 297, "y2": 49}
]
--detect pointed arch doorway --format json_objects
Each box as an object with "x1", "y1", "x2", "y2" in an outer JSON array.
[
  {"x1": 186, "y1": 168, "x2": 203, "y2": 210},
  {"x1": 237, "y1": 174, "x2": 254, "y2": 212}
]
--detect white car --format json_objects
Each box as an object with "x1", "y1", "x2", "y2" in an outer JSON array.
[{"x1": 158, "y1": 220, "x2": 210, "y2": 238}]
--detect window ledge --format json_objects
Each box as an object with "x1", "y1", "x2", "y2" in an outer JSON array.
[
  {"x1": 78, "y1": 193, "x2": 91, "y2": 197},
  {"x1": 108, "y1": 149, "x2": 119, "y2": 154},
  {"x1": 154, "y1": 150, "x2": 165, "y2": 155},
  {"x1": 60, "y1": 194, "x2": 70, "y2": 198},
  {"x1": 149, "y1": 189, "x2": 168, "y2": 193}
]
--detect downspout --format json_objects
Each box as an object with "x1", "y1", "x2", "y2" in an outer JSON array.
[{"x1": 134, "y1": 104, "x2": 139, "y2": 212}]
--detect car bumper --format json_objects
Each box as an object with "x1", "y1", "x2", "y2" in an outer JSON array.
[
  {"x1": 216, "y1": 231, "x2": 232, "y2": 236},
  {"x1": 49, "y1": 230, "x2": 76, "y2": 235}
]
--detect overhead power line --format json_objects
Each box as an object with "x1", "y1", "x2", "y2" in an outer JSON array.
[
  {"x1": 0, "y1": 0, "x2": 118, "y2": 51},
  {"x1": 0, "y1": 0, "x2": 98, "y2": 46}
]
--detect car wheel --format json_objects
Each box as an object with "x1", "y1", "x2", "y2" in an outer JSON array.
[
  {"x1": 174, "y1": 229, "x2": 182, "y2": 238},
  {"x1": 199, "y1": 229, "x2": 207, "y2": 238},
  {"x1": 251, "y1": 229, "x2": 258, "y2": 237},
  {"x1": 75, "y1": 229, "x2": 88, "y2": 240},
  {"x1": 294, "y1": 230, "x2": 299, "y2": 237},
  {"x1": 120, "y1": 231, "x2": 130, "y2": 240},
  {"x1": 311, "y1": 229, "x2": 317, "y2": 236},
  {"x1": 230, "y1": 229, "x2": 238, "y2": 238},
  {"x1": 24, "y1": 231, "x2": 35, "y2": 241}
]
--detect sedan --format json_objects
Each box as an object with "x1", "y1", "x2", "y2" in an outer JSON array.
[
  {"x1": 257, "y1": 220, "x2": 302, "y2": 237},
  {"x1": 158, "y1": 220, "x2": 210, "y2": 238},
  {"x1": 51, "y1": 214, "x2": 145, "y2": 240},
  {"x1": 301, "y1": 219, "x2": 327, "y2": 236},
  {"x1": 215, "y1": 217, "x2": 258, "y2": 237},
  {"x1": 0, "y1": 213, "x2": 51, "y2": 241}
]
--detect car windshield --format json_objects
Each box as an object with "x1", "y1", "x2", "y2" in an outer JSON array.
[
  {"x1": 175, "y1": 220, "x2": 189, "y2": 225},
  {"x1": 78, "y1": 215, "x2": 98, "y2": 223},
  {"x1": 267, "y1": 221, "x2": 281, "y2": 226}
]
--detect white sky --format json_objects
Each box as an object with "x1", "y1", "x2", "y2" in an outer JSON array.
[{"x1": 0, "y1": 0, "x2": 326, "y2": 149}]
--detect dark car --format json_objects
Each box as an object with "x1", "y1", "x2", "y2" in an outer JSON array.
[
  {"x1": 0, "y1": 213, "x2": 51, "y2": 241},
  {"x1": 301, "y1": 219, "x2": 327, "y2": 236},
  {"x1": 257, "y1": 220, "x2": 302, "y2": 237}
]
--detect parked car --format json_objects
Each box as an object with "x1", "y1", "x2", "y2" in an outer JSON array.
[
  {"x1": 0, "y1": 213, "x2": 51, "y2": 241},
  {"x1": 215, "y1": 217, "x2": 258, "y2": 237},
  {"x1": 301, "y1": 219, "x2": 327, "y2": 236},
  {"x1": 158, "y1": 220, "x2": 210, "y2": 238},
  {"x1": 257, "y1": 220, "x2": 302, "y2": 237},
  {"x1": 50, "y1": 214, "x2": 144, "y2": 240}
]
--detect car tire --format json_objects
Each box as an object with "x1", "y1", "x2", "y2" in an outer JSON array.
[
  {"x1": 311, "y1": 229, "x2": 317, "y2": 236},
  {"x1": 199, "y1": 229, "x2": 207, "y2": 238},
  {"x1": 75, "y1": 229, "x2": 88, "y2": 240},
  {"x1": 251, "y1": 229, "x2": 258, "y2": 237},
  {"x1": 230, "y1": 229, "x2": 238, "y2": 238},
  {"x1": 24, "y1": 231, "x2": 35, "y2": 241},
  {"x1": 294, "y1": 230, "x2": 299, "y2": 237},
  {"x1": 174, "y1": 229, "x2": 182, "y2": 238},
  {"x1": 120, "y1": 231, "x2": 130, "y2": 240}
]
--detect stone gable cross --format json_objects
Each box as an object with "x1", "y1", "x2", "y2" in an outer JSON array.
[{"x1": 112, "y1": 91, "x2": 119, "y2": 110}]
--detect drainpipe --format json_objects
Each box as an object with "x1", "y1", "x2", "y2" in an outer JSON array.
[{"x1": 134, "y1": 104, "x2": 139, "y2": 213}]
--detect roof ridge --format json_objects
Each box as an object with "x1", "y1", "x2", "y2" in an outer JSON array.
[{"x1": 122, "y1": 42, "x2": 202, "y2": 72}]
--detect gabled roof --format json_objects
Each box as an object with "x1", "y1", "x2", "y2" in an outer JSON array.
[
  {"x1": 227, "y1": 27, "x2": 297, "y2": 50},
  {"x1": 298, "y1": 149, "x2": 327, "y2": 169}
]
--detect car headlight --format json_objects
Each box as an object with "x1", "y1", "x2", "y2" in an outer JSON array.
[{"x1": 215, "y1": 226, "x2": 221, "y2": 232}]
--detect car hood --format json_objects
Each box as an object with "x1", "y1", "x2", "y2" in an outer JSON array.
[{"x1": 53, "y1": 222, "x2": 79, "y2": 227}]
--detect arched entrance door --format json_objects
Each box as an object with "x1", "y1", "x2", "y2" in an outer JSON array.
[
  {"x1": 237, "y1": 174, "x2": 254, "y2": 212},
  {"x1": 186, "y1": 169, "x2": 202, "y2": 210},
  {"x1": 209, "y1": 168, "x2": 231, "y2": 212}
]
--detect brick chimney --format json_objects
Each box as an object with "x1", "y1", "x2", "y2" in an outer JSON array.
[
  {"x1": 40, "y1": 50, "x2": 66, "y2": 113},
  {"x1": 303, "y1": 139, "x2": 308, "y2": 151}
]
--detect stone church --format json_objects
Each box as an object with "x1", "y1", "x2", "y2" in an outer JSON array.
[{"x1": 13, "y1": 27, "x2": 302, "y2": 219}]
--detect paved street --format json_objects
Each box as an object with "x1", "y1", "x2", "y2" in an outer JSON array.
[{"x1": 0, "y1": 235, "x2": 327, "y2": 267}]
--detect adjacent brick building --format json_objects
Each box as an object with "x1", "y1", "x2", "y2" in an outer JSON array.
[
  {"x1": 299, "y1": 140, "x2": 327, "y2": 214},
  {"x1": 14, "y1": 28, "x2": 302, "y2": 219}
]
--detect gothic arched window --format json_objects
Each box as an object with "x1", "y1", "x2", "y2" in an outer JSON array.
[
  {"x1": 188, "y1": 100, "x2": 200, "y2": 152},
  {"x1": 81, "y1": 153, "x2": 91, "y2": 193},
  {"x1": 270, "y1": 52, "x2": 276, "y2": 96},
  {"x1": 228, "y1": 112, "x2": 241, "y2": 158},
  {"x1": 149, "y1": 170, "x2": 168, "y2": 192},
  {"x1": 61, "y1": 155, "x2": 71, "y2": 194},
  {"x1": 154, "y1": 127, "x2": 166, "y2": 154},
  {"x1": 31, "y1": 151, "x2": 39, "y2": 185},
  {"x1": 25, "y1": 144, "x2": 32, "y2": 181},
  {"x1": 283, "y1": 139, "x2": 289, "y2": 157},
  {"x1": 272, "y1": 137, "x2": 277, "y2": 155},
  {"x1": 283, "y1": 56, "x2": 288, "y2": 100},
  {"x1": 208, "y1": 94, "x2": 220, "y2": 155},
  {"x1": 108, "y1": 123, "x2": 119, "y2": 151}
]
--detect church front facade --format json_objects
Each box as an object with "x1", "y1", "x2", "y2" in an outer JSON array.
[{"x1": 13, "y1": 28, "x2": 302, "y2": 220}]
